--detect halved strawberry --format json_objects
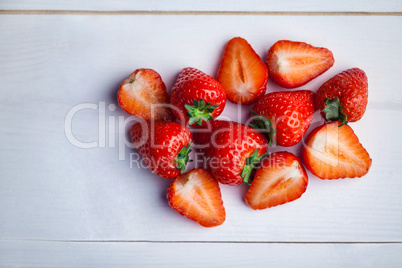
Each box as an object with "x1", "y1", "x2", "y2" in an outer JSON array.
[
  {"x1": 118, "y1": 68, "x2": 174, "y2": 121},
  {"x1": 245, "y1": 152, "x2": 308, "y2": 210},
  {"x1": 266, "y1": 40, "x2": 334, "y2": 88},
  {"x1": 302, "y1": 121, "x2": 372, "y2": 180},
  {"x1": 217, "y1": 37, "x2": 268, "y2": 104},
  {"x1": 167, "y1": 168, "x2": 226, "y2": 227}
]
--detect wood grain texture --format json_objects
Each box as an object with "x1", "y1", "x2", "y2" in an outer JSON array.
[
  {"x1": 1, "y1": 240, "x2": 401, "y2": 268},
  {"x1": 0, "y1": 11, "x2": 401, "y2": 251},
  {"x1": 1, "y1": 0, "x2": 402, "y2": 12}
]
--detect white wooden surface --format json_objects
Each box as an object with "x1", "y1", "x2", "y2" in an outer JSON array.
[
  {"x1": 1, "y1": 241, "x2": 401, "y2": 268},
  {"x1": 1, "y1": 2, "x2": 402, "y2": 267},
  {"x1": 1, "y1": 0, "x2": 402, "y2": 12}
]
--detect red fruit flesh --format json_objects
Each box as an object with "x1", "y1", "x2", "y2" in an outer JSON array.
[
  {"x1": 315, "y1": 68, "x2": 368, "y2": 123},
  {"x1": 252, "y1": 90, "x2": 315, "y2": 147},
  {"x1": 245, "y1": 152, "x2": 308, "y2": 210},
  {"x1": 118, "y1": 69, "x2": 174, "y2": 121},
  {"x1": 217, "y1": 37, "x2": 268, "y2": 104},
  {"x1": 131, "y1": 121, "x2": 192, "y2": 179},
  {"x1": 170, "y1": 67, "x2": 227, "y2": 127},
  {"x1": 302, "y1": 121, "x2": 372, "y2": 180},
  {"x1": 167, "y1": 168, "x2": 226, "y2": 227},
  {"x1": 267, "y1": 40, "x2": 334, "y2": 88}
]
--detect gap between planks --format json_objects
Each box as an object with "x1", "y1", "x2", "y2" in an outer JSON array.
[
  {"x1": 1, "y1": 239, "x2": 401, "y2": 244},
  {"x1": 0, "y1": 10, "x2": 401, "y2": 16}
]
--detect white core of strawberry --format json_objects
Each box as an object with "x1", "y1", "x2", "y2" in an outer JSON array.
[
  {"x1": 176, "y1": 173, "x2": 214, "y2": 214},
  {"x1": 308, "y1": 127, "x2": 341, "y2": 168},
  {"x1": 274, "y1": 160, "x2": 303, "y2": 185},
  {"x1": 276, "y1": 54, "x2": 289, "y2": 72},
  {"x1": 236, "y1": 83, "x2": 253, "y2": 96},
  {"x1": 274, "y1": 47, "x2": 324, "y2": 73},
  {"x1": 123, "y1": 72, "x2": 157, "y2": 104},
  {"x1": 288, "y1": 160, "x2": 303, "y2": 179}
]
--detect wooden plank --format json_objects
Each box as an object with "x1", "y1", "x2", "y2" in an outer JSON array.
[
  {"x1": 0, "y1": 14, "x2": 401, "y2": 243},
  {"x1": 0, "y1": 0, "x2": 402, "y2": 12},
  {"x1": 0, "y1": 240, "x2": 401, "y2": 267}
]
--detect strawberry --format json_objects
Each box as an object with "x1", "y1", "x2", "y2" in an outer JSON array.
[
  {"x1": 245, "y1": 152, "x2": 308, "y2": 210},
  {"x1": 200, "y1": 120, "x2": 268, "y2": 186},
  {"x1": 251, "y1": 90, "x2": 315, "y2": 147},
  {"x1": 192, "y1": 119, "x2": 232, "y2": 152},
  {"x1": 118, "y1": 68, "x2": 174, "y2": 121},
  {"x1": 170, "y1": 67, "x2": 227, "y2": 127},
  {"x1": 216, "y1": 37, "x2": 268, "y2": 104},
  {"x1": 315, "y1": 68, "x2": 368, "y2": 126},
  {"x1": 302, "y1": 121, "x2": 372, "y2": 180},
  {"x1": 266, "y1": 40, "x2": 334, "y2": 88},
  {"x1": 131, "y1": 121, "x2": 192, "y2": 179},
  {"x1": 167, "y1": 168, "x2": 226, "y2": 227}
]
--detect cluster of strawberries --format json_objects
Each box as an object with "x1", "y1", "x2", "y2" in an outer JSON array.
[{"x1": 117, "y1": 37, "x2": 372, "y2": 228}]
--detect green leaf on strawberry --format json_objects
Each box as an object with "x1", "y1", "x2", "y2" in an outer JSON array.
[
  {"x1": 315, "y1": 68, "x2": 368, "y2": 124},
  {"x1": 252, "y1": 90, "x2": 315, "y2": 147},
  {"x1": 174, "y1": 143, "x2": 193, "y2": 174},
  {"x1": 321, "y1": 98, "x2": 348, "y2": 127},
  {"x1": 241, "y1": 149, "x2": 267, "y2": 186},
  {"x1": 249, "y1": 110, "x2": 277, "y2": 146},
  {"x1": 185, "y1": 100, "x2": 219, "y2": 126},
  {"x1": 170, "y1": 67, "x2": 227, "y2": 128}
]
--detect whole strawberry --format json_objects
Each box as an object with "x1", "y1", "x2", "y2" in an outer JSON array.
[
  {"x1": 170, "y1": 67, "x2": 227, "y2": 127},
  {"x1": 192, "y1": 119, "x2": 233, "y2": 152},
  {"x1": 131, "y1": 121, "x2": 192, "y2": 179},
  {"x1": 198, "y1": 120, "x2": 268, "y2": 186},
  {"x1": 315, "y1": 68, "x2": 368, "y2": 125},
  {"x1": 251, "y1": 90, "x2": 315, "y2": 147}
]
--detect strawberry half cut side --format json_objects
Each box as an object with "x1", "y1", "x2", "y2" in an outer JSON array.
[
  {"x1": 217, "y1": 37, "x2": 268, "y2": 104},
  {"x1": 167, "y1": 168, "x2": 226, "y2": 227},
  {"x1": 245, "y1": 152, "x2": 308, "y2": 210},
  {"x1": 302, "y1": 121, "x2": 372, "y2": 180},
  {"x1": 118, "y1": 68, "x2": 174, "y2": 121},
  {"x1": 266, "y1": 40, "x2": 334, "y2": 89}
]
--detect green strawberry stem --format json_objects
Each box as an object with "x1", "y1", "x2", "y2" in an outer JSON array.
[
  {"x1": 185, "y1": 99, "x2": 219, "y2": 126},
  {"x1": 241, "y1": 149, "x2": 267, "y2": 186},
  {"x1": 322, "y1": 98, "x2": 348, "y2": 127},
  {"x1": 249, "y1": 110, "x2": 277, "y2": 146},
  {"x1": 174, "y1": 143, "x2": 193, "y2": 174}
]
